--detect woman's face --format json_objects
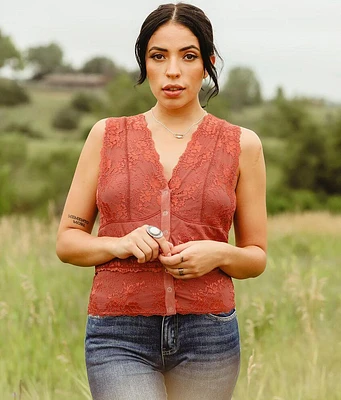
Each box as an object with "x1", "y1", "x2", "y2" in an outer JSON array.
[{"x1": 146, "y1": 22, "x2": 208, "y2": 110}]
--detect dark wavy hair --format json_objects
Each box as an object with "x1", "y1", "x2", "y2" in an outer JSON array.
[{"x1": 135, "y1": 3, "x2": 222, "y2": 102}]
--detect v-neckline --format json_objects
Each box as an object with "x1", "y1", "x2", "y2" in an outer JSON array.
[{"x1": 140, "y1": 113, "x2": 209, "y2": 187}]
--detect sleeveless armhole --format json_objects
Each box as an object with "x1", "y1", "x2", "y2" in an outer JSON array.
[
  {"x1": 96, "y1": 117, "x2": 127, "y2": 207},
  {"x1": 218, "y1": 119, "x2": 242, "y2": 182}
]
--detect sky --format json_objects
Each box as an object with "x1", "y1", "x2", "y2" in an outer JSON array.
[{"x1": 2, "y1": 0, "x2": 341, "y2": 102}]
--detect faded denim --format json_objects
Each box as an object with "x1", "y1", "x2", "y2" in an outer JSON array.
[{"x1": 85, "y1": 310, "x2": 240, "y2": 400}]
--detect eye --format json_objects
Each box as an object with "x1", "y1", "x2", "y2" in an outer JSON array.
[
  {"x1": 150, "y1": 53, "x2": 165, "y2": 61},
  {"x1": 184, "y1": 53, "x2": 199, "y2": 61}
]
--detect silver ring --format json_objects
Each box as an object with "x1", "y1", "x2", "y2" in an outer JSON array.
[
  {"x1": 146, "y1": 225, "x2": 163, "y2": 239},
  {"x1": 178, "y1": 268, "x2": 185, "y2": 276}
]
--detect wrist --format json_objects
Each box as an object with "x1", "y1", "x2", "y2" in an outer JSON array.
[
  {"x1": 100, "y1": 236, "x2": 121, "y2": 258},
  {"x1": 215, "y1": 241, "x2": 233, "y2": 268}
]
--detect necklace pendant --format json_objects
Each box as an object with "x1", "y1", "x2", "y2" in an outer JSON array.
[{"x1": 174, "y1": 134, "x2": 184, "y2": 139}]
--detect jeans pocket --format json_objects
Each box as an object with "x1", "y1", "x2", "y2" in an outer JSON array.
[
  {"x1": 86, "y1": 315, "x2": 120, "y2": 337},
  {"x1": 206, "y1": 308, "x2": 237, "y2": 322}
]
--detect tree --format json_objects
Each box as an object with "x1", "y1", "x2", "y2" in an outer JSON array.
[
  {"x1": 260, "y1": 98, "x2": 326, "y2": 191},
  {"x1": 0, "y1": 29, "x2": 23, "y2": 70},
  {"x1": 274, "y1": 86, "x2": 285, "y2": 103},
  {"x1": 320, "y1": 113, "x2": 341, "y2": 194},
  {"x1": 221, "y1": 66, "x2": 262, "y2": 110},
  {"x1": 96, "y1": 72, "x2": 155, "y2": 118},
  {"x1": 0, "y1": 78, "x2": 30, "y2": 106},
  {"x1": 81, "y1": 56, "x2": 118, "y2": 78},
  {"x1": 26, "y1": 42, "x2": 63, "y2": 79}
]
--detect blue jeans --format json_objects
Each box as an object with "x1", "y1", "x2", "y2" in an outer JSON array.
[{"x1": 85, "y1": 311, "x2": 240, "y2": 400}]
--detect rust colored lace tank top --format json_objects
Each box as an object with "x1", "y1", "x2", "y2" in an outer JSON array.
[{"x1": 88, "y1": 113, "x2": 241, "y2": 316}]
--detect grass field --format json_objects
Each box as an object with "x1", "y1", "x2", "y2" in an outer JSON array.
[{"x1": 1, "y1": 212, "x2": 340, "y2": 399}]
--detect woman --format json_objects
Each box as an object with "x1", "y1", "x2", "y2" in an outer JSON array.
[{"x1": 56, "y1": 3, "x2": 267, "y2": 400}]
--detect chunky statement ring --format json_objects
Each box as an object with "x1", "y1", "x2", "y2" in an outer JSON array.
[
  {"x1": 146, "y1": 225, "x2": 164, "y2": 239},
  {"x1": 178, "y1": 268, "x2": 185, "y2": 276}
]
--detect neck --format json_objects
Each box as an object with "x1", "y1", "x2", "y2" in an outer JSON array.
[
  {"x1": 153, "y1": 101, "x2": 205, "y2": 122},
  {"x1": 150, "y1": 103, "x2": 207, "y2": 139}
]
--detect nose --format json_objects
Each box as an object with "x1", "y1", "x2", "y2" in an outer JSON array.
[{"x1": 166, "y1": 57, "x2": 181, "y2": 78}]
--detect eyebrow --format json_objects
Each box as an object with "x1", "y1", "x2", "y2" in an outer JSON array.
[{"x1": 148, "y1": 45, "x2": 200, "y2": 53}]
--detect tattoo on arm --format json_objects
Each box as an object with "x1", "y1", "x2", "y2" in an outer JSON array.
[{"x1": 68, "y1": 214, "x2": 89, "y2": 228}]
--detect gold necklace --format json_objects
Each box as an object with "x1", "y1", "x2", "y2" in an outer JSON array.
[{"x1": 151, "y1": 108, "x2": 207, "y2": 139}]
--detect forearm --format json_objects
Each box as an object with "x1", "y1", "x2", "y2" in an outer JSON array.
[
  {"x1": 56, "y1": 229, "x2": 118, "y2": 267},
  {"x1": 218, "y1": 242, "x2": 267, "y2": 279}
]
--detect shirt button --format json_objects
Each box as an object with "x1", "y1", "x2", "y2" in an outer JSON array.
[
  {"x1": 167, "y1": 287, "x2": 172, "y2": 292},
  {"x1": 163, "y1": 230, "x2": 169, "y2": 235},
  {"x1": 168, "y1": 307, "x2": 174, "y2": 313},
  {"x1": 163, "y1": 190, "x2": 169, "y2": 195},
  {"x1": 162, "y1": 211, "x2": 169, "y2": 216}
]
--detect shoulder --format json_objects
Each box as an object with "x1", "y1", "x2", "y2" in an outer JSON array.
[
  {"x1": 86, "y1": 116, "x2": 129, "y2": 144},
  {"x1": 240, "y1": 126, "x2": 263, "y2": 153},
  {"x1": 210, "y1": 114, "x2": 263, "y2": 165},
  {"x1": 207, "y1": 114, "x2": 241, "y2": 146},
  {"x1": 238, "y1": 126, "x2": 265, "y2": 172},
  {"x1": 87, "y1": 116, "x2": 124, "y2": 139},
  {"x1": 208, "y1": 114, "x2": 239, "y2": 132},
  {"x1": 88, "y1": 118, "x2": 107, "y2": 139},
  {"x1": 90, "y1": 114, "x2": 144, "y2": 138},
  {"x1": 76, "y1": 119, "x2": 108, "y2": 161}
]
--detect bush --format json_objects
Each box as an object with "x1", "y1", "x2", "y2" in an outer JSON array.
[
  {"x1": 0, "y1": 135, "x2": 81, "y2": 216},
  {"x1": 52, "y1": 107, "x2": 80, "y2": 130},
  {"x1": 0, "y1": 164, "x2": 15, "y2": 215},
  {"x1": 266, "y1": 188, "x2": 322, "y2": 215},
  {"x1": 290, "y1": 190, "x2": 322, "y2": 212},
  {"x1": 266, "y1": 189, "x2": 292, "y2": 215},
  {"x1": 71, "y1": 91, "x2": 98, "y2": 113},
  {"x1": 326, "y1": 195, "x2": 341, "y2": 214},
  {"x1": 0, "y1": 135, "x2": 28, "y2": 215},
  {"x1": 22, "y1": 144, "x2": 80, "y2": 216},
  {"x1": 0, "y1": 78, "x2": 30, "y2": 106},
  {"x1": 3, "y1": 122, "x2": 43, "y2": 138}
]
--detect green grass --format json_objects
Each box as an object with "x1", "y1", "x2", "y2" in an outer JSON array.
[{"x1": 1, "y1": 212, "x2": 340, "y2": 399}]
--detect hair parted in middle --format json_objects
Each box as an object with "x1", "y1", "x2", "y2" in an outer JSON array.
[{"x1": 134, "y1": 2, "x2": 222, "y2": 102}]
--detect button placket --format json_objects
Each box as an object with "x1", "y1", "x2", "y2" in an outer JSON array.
[{"x1": 160, "y1": 187, "x2": 176, "y2": 315}]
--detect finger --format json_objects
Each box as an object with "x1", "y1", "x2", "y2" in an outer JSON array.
[
  {"x1": 159, "y1": 253, "x2": 182, "y2": 266},
  {"x1": 143, "y1": 225, "x2": 172, "y2": 256},
  {"x1": 171, "y1": 242, "x2": 191, "y2": 255},
  {"x1": 135, "y1": 238, "x2": 159, "y2": 262},
  {"x1": 165, "y1": 267, "x2": 193, "y2": 280},
  {"x1": 131, "y1": 245, "x2": 148, "y2": 263},
  {"x1": 153, "y1": 236, "x2": 172, "y2": 256}
]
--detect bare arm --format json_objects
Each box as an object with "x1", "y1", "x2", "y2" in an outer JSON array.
[
  {"x1": 56, "y1": 119, "x2": 112, "y2": 266},
  {"x1": 219, "y1": 127, "x2": 267, "y2": 279},
  {"x1": 56, "y1": 119, "x2": 172, "y2": 267}
]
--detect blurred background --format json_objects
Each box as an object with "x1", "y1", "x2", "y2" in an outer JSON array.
[
  {"x1": 1, "y1": 0, "x2": 341, "y2": 216},
  {"x1": 1, "y1": 1, "x2": 341, "y2": 399}
]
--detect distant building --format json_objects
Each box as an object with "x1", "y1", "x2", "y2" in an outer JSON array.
[{"x1": 43, "y1": 73, "x2": 109, "y2": 88}]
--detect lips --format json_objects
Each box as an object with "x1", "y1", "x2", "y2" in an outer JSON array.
[
  {"x1": 162, "y1": 84, "x2": 185, "y2": 98},
  {"x1": 162, "y1": 84, "x2": 185, "y2": 92}
]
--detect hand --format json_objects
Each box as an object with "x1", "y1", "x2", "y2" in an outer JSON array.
[
  {"x1": 114, "y1": 225, "x2": 172, "y2": 263},
  {"x1": 159, "y1": 240, "x2": 225, "y2": 279}
]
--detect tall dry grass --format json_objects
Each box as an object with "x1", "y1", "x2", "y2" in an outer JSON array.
[{"x1": 0, "y1": 212, "x2": 340, "y2": 399}]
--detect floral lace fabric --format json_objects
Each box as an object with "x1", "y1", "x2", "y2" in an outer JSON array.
[{"x1": 88, "y1": 113, "x2": 241, "y2": 316}]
